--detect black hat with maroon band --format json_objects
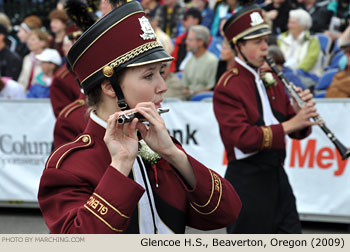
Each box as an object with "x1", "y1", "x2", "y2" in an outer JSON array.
[{"x1": 67, "y1": 1, "x2": 173, "y2": 110}]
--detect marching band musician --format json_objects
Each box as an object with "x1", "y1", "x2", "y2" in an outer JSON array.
[
  {"x1": 38, "y1": 1, "x2": 241, "y2": 234},
  {"x1": 213, "y1": 2, "x2": 320, "y2": 234}
]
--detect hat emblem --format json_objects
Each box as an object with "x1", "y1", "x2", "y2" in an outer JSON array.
[
  {"x1": 139, "y1": 16, "x2": 156, "y2": 40},
  {"x1": 250, "y1": 12, "x2": 264, "y2": 27}
]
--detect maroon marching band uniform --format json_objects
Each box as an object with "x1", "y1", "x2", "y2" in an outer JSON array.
[
  {"x1": 53, "y1": 92, "x2": 89, "y2": 148},
  {"x1": 50, "y1": 63, "x2": 82, "y2": 118},
  {"x1": 212, "y1": 3, "x2": 313, "y2": 234},
  {"x1": 213, "y1": 58, "x2": 310, "y2": 233},
  {"x1": 38, "y1": 1, "x2": 242, "y2": 234},
  {"x1": 39, "y1": 115, "x2": 241, "y2": 233}
]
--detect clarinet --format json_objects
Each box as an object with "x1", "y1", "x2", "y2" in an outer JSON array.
[
  {"x1": 117, "y1": 108, "x2": 170, "y2": 125},
  {"x1": 265, "y1": 56, "x2": 350, "y2": 160}
]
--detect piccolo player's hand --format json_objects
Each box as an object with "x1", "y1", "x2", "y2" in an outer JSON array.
[
  {"x1": 134, "y1": 102, "x2": 176, "y2": 159},
  {"x1": 104, "y1": 111, "x2": 139, "y2": 176}
]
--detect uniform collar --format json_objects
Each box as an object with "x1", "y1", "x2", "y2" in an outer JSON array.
[
  {"x1": 235, "y1": 56, "x2": 260, "y2": 81},
  {"x1": 84, "y1": 111, "x2": 107, "y2": 139},
  {"x1": 90, "y1": 111, "x2": 107, "y2": 129}
]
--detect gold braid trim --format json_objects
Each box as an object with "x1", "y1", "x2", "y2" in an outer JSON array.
[
  {"x1": 191, "y1": 169, "x2": 215, "y2": 208},
  {"x1": 190, "y1": 170, "x2": 222, "y2": 215},
  {"x1": 93, "y1": 193, "x2": 129, "y2": 219},
  {"x1": 81, "y1": 41, "x2": 162, "y2": 85},
  {"x1": 84, "y1": 205, "x2": 123, "y2": 232},
  {"x1": 261, "y1": 126, "x2": 273, "y2": 149},
  {"x1": 60, "y1": 99, "x2": 85, "y2": 118},
  {"x1": 109, "y1": 41, "x2": 162, "y2": 68}
]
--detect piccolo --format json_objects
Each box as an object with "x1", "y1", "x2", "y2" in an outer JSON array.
[
  {"x1": 117, "y1": 108, "x2": 170, "y2": 125},
  {"x1": 265, "y1": 56, "x2": 350, "y2": 160}
]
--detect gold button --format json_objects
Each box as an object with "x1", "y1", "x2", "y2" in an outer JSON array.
[
  {"x1": 102, "y1": 66, "x2": 114, "y2": 77},
  {"x1": 82, "y1": 136, "x2": 89, "y2": 143}
]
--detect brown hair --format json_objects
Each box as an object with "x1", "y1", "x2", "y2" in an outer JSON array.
[
  {"x1": 86, "y1": 70, "x2": 126, "y2": 109},
  {"x1": 23, "y1": 15, "x2": 42, "y2": 30},
  {"x1": 267, "y1": 45, "x2": 285, "y2": 66},
  {"x1": 49, "y1": 9, "x2": 68, "y2": 24},
  {"x1": 30, "y1": 29, "x2": 50, "y2": 48}
]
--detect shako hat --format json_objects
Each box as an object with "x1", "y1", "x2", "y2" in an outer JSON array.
[
  {"x1": 67, "y1": 1, "x2": 173, "y2": 95},
  {"x1": 223, "y1": 4, "x2": 270, "y2": 44}
]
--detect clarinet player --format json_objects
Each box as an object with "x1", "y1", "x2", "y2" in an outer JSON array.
[{"x1": 213, "y1": 1, "x2": 321, "y2": 234}]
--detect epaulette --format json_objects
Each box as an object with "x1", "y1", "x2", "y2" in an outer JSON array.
[
  {"x1": 58, "y1": 99, "x2": 86, "y2": 118},
  {"x1": 217, "y1": 68, "x2": 239, "y2": 87},
  {"x1": 56, "y1": 66, "x2": 70, "y2": 79},
  {"x1": 45, "y1": 134, "x2": 94, "y2": 169}
]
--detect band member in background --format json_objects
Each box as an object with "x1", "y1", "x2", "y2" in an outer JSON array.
[
  {"x1": 213, "y1": 2, "x2": 320, "y2": 234},
  {"x1": 38, "y1": 1, "x2": 241, "y2": 234}
]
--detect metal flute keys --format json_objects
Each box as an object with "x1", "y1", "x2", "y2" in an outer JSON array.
[
  {"x1": 117, "y1": 108, "x2": 170, "y2": 125},
  {"x1": 265, "y1": 56, "x2": 350, "y2": 160}
]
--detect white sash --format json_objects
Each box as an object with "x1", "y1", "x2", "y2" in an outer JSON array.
[{"x1": 133, "y1": 157, "x2": 173, "y2": 234}]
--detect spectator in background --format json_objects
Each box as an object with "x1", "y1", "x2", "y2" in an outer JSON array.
[
  {"x1": 56, "y1": 0, "x2": 67, "y2": 10},
  {"x1": 290, "y1": 0, "x2": 304, "y2": 9},
  {"x1": 301, "y1": 0, "x2": 331, "y2": 34},
  {"x1": 326, "y1": 41, "x2": 350, "y2": 97},
  {"x1": 338, "y1": 24, "x2": 350, "y2": 46},
  {"x1": 97, "y1": 0, "x2": 115, "y2": 17},
  {"x1": 183, "y1": 25, "x2": 218, "y2": 97},
  {"x1": 0, "y1": 24, "x2": 22, "y2": 80},
  {"x1": 263, "y1": 0, "x2": 293, "y2": 35},
  {"x1": 170, "y1": 8, "x2": 202, "y2": 73},
  {"x1": 0, "y1": 13, "x2": 16, "y2": 52},
  {"x1": 265, "y1": 45, "x2": 306, "y2": 90},
  {"x1": 27, "y1": 48, "x2": 62, "y2": 98},
  {"x1": 211, "y1": 0, "x2": 240, "y2": 37},
  {"x1": 156, "y1": 0, "x2": 186, "y2": 39},
  {"x1": 142, "y1": 0, "x2": 161, "y2": 17},
  {"x1": 146, "y1": 12, "x2": 174, "y2": 54},
  {"x1": 208, "y1": 13, "x2": 231, "y2": 59},
  {"x1": 277, "y1": 8, "x2": 323, "y2": 89},
  {"x1": 16, "y1": 15, "x2": 42, "y2": 58},
  {"x1": 18, "y1": 29, "x2": 49, "y2": 91},
  {"x1": 324, "y1": 0, "x2": 350, "y2": 41},
  {"x1": 215, "y1": 37, "x2": 235, "y2": 84},
  {"x1": 0, "y1": 77, "x2": 25, "y2": 99},
  {"x1": 191, "y1": 0, "x2": 215, "y2": 29},
  {"x1": 163, "y1": 62, "x2": 188, "y2": 100},
  {"x1": 49, "y1": 9, "x2": 68, "y2": 57}
]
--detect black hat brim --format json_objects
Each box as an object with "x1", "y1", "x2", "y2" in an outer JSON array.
[{"x1": 242, "y1": 27, "x2": 271, "y2": 40}]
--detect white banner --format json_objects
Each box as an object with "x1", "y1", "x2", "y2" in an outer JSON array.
[
  {"x1": 0, "y1": 99, "x2": 55, "y2": 202},
  {"x1": 284, "y1": 100, "x2": 350, "y2": 220},
  {"x1": 0, "y1": 98, "x2": 349, "y2": 222}
]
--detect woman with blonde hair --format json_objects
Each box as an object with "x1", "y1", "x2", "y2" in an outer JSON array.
[{"x1": 17, "y1": 29, "x2": 50, "y2": 91}]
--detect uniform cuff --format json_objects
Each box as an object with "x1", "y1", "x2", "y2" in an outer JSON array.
[{"x1": 84, "y1": 166, "x2": 144, "y2": 232}]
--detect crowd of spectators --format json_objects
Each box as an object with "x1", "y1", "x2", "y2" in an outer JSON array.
[{"x1": 0, "y1": 0, "x2": 350, "y2": 103}]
